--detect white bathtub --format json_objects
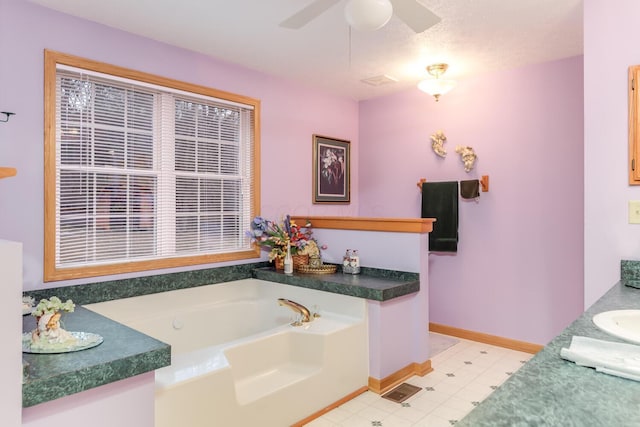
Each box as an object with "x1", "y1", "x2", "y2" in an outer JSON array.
[{"x1": 86, "y1": 278, "x2": 368, "y2": 427}]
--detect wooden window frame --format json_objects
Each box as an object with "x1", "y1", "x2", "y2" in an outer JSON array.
[{"x1": 44, "y1": 50, "x2": 261, "y2": 282}]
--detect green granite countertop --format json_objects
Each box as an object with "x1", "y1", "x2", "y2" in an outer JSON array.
[
  {"x1": 253, "y1": 266, "x2": 419, "y2": 301},
  {"x1": 457, "y1": 281, "x2": 640, "y2": 427},
  {"x1": 22, "y1": 306, "x2": 170, "y2": 407}
]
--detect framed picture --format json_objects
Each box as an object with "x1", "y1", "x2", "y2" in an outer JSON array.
[{"x1": 312, "y1": 134, "x2": 350, "y2": 204}]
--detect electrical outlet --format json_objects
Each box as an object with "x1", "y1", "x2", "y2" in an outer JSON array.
[{"x1": 630, "y1": 201, "x2": 640, "y2": 224}]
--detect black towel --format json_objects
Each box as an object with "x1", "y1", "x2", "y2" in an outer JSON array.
[
  {"x1": 460, "y1": 179, "x2": 480, "y2": 199},
  {"x1": 421, "y1": 181, "x2": 458, "y2": 252}
]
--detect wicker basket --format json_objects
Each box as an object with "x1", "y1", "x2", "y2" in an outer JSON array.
[
  {"x1": 274, "y1": 254, "x2": 309, "y2": 271},
  {"x1": 292, "y1": 254, "x2": 309, "y2": 271}
]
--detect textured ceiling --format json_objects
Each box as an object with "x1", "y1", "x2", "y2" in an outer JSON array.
[{"x1": 28, "y1": 0, "x2": 583, "y2": 100}]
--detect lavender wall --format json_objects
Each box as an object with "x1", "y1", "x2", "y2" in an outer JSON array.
[
  {"x1": 358, "y1": 57, "x2": 584, "y2": 345},
  {"x1": 0, "y1": 0, "x2": 358, "y2": 290},
  {"x1": 584, "y1": 1, "x2": 640, "y2": 308},
  {"x1": 0, "y1": 0, "x2": 585, "y2": 346}
]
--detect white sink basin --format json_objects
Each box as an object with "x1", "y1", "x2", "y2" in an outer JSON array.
[{"x1": 592, "y1": 310, "x2": 640, "y2": 344}]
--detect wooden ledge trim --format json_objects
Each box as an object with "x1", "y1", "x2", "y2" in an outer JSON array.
[
  {"x1": 291, "y1": 216, "x2": 434, "y2": 234},
  {"x1": 429, "y1": 322, "x2": 543, "y2": 354},
  {"x1": 368, "y1": 359, "x2": 433, "y2": 395},
  {"x1": 291, "y1": 386, "x2": 368, "y2": 427},
  {"x1": 0, "y1": 167, "x2": 17, "y2": 179}
]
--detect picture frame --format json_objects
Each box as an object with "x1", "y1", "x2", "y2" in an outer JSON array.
[{"x1": 312, "y1": 134, "x2": 350, "y2": 204}]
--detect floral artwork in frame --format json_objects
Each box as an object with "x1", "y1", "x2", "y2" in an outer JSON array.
[{"x1": 312, "y1": 135, "x2": 350, "y2": 204}]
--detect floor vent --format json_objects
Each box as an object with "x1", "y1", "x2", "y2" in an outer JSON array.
[{"x1": 381, "y1": 383, "x2": 421, "y2": 403}]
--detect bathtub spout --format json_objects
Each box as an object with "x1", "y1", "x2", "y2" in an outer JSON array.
[{"x1": 278, "y1": 298, "x2": 312, "y2": 325}]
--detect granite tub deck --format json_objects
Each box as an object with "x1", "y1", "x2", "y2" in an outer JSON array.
[
  {"x1": 457, "y1": 281, "x2": 640, "y2": 427},
  {"x1": 22, "y1": 306, "x2": 170, "y2": 407},
  {"x1": 253, "y1": 266, "x2": 419, "y2": 301},
  {"x1": 21, "y1": 264, "x2": 417, "y2": 408}
]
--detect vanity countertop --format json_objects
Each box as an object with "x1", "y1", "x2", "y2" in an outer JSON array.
[
  {"x1": 457, "y1": 281, "x2": 640, "y2": 427},
  {"x1": 253, "y1": 266, "x2": 419, "y2": 301},
  {"x1": 22, "y1": 306, "x2": 170, "y2": 407}
]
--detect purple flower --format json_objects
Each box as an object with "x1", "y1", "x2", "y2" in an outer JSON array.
[
  {"x1": 283, "y1": 214, "x2": 292, "y2": 236},
  {"x1": 251, "y1": 216, "x2": 268, "y2": 231}
]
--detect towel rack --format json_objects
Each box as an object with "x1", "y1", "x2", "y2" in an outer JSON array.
[
  {"x1": 480, "y1": 175, "x2": 489, "y2": 192},
  {"x1": 417, "y1": 175, "x2": 489, "y2": 192},
  {"x1": 416, "y1": 178, "x2": 427, "y2": 190}
]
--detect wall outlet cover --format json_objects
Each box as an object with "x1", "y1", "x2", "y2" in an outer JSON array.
[{"x1": 629, "y1": 200, "x2": 640, "y2": 224}]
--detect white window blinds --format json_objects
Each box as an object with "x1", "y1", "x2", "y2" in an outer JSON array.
[{"x1": 54, "y1": 66, "x2": 255, "y2": 270}]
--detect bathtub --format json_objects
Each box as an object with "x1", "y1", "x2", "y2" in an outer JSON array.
[{"x1": 86, "y1": 278, "x2": 368, "y2": 427}]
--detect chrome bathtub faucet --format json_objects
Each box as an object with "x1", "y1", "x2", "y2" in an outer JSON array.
[{"x1": 277, "y1": 298, "x2": 313, "y2": 326}]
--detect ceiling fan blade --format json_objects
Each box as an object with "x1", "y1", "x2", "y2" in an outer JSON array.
[
  {"x1": 390, "y1": 0, "x2": 441, "y2": 33},
  {"x1": 279, "y1": 0, "x2": 343, "y2": 29}
]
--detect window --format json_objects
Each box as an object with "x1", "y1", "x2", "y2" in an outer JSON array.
[{"x1": 44, "y1": 50, "x2": 260, "y2": 281}]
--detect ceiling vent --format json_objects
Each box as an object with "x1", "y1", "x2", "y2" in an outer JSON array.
[{"x1": 360, "y1": 74, "x2": 398, "y2": 86}]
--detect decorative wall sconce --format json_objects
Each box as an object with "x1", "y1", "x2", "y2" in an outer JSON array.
[
  {"x1": 455, "y1": 145, "x2": 477, "y2": 172},
  {"x1": 0, "y1": 112, "x2": 15, "y2": 123},
  {"x1": 418, "y1": 64, "x2": 456, "y2": 101},
  {"x1": 430, "y1": 130, "x2": 447, "y2": 158}
]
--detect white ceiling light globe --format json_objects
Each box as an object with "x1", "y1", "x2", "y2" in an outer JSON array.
[{"x1": 344, "y1": 0, "x2": 393, "y2": 31}]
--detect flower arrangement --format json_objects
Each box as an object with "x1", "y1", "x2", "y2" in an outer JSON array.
[{"x1": 246, "y1": 215, "x2": 319, "y2": 261}]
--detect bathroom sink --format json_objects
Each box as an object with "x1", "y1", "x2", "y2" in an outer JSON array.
[{"x1": 592, "y1": 310, "x2": 640, "y2": 344}]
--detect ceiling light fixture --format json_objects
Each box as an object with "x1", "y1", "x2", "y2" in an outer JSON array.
[
  {"x1": 344, "y1": 0, "x2": 393, "y2": 31},
  {"x1": 418, "y1": 64, "x2": 457, "y2": 102}
]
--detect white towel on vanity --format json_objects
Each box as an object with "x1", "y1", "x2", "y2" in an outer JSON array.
[{"x1": 560, "y1": 336, "x2": 640, "y2": 381}]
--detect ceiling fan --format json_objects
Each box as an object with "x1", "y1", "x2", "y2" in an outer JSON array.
[{"x1": 279, "y1": 0, "x2": 441, "y2": 33}]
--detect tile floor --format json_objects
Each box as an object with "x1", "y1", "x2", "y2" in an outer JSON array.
[{"x1": 305, "y1": 333, "x2": 533, "y2": 426}]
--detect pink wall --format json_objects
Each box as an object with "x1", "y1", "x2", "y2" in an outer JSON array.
[
  {"x1": 22, "y1": 373, "x2": 156, "y2": 427},
  {"x1": 0, "y1": 0, "x2": 358, "y2": 290},
  {"x1": 358, "y1": 57, "x2": 584, "y2": 345},
  {"x1": 584, "y1": 1, "x2": 640, "y2": 308}
]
